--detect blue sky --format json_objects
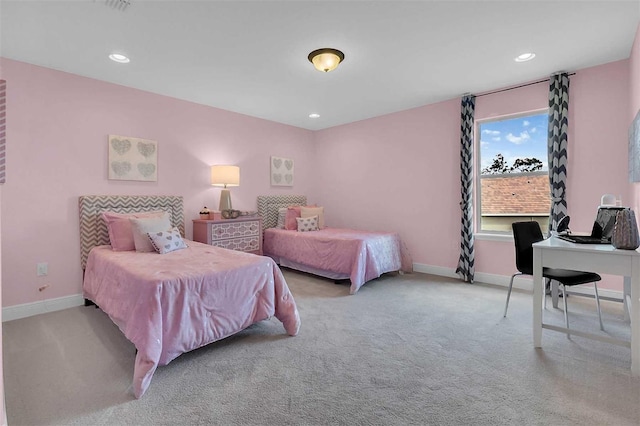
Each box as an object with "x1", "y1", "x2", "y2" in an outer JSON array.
[{"x1": 479, "y1": 112, "x2": 548, "y2": 173}]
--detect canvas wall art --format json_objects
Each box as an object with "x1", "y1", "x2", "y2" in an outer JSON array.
[
  {"x1": 271, "y1": 156, "x2": 294, "y2": 186},
  {"x1": 108, "y1": 135, "x2": 157, "y2": 181},
  {"x1": 630, "y1": 109, "x2": 640, "y2": 183}
]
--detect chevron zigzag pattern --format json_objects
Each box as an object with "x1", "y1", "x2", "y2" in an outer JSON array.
[
  {"x1": 0, "y1": 79, "x2": 6, "y2": 184},
  {"x1": 547, "y1": 73, "x2": 570, "y2": 232},
  {"x1": 79, "y1": 195, "x2": 184, "y2": 269},
  {"x1": 257, "y1": 195, "x2": 307, "y2": 230},
  {"x1": 456, "y1": 95, "x2": 476, "y2": 283}
]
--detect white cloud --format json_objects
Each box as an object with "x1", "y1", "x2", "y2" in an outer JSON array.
[
  {"x1": 530, "y1": 127, "x2": 537, "y2": 133},
  {"x1": 523, "y1": 120, "x2": 530, "y2": 127},
  {"x1": 482, "y1": 129, "x2": 500, "y2": 136},
  {"x1": 506, "y1": 131, "x2": 531, "y2": 145},
  {"x1": 492, "y1": 137, "x2": 500, "y2": 141},
  {"x1": 480, "y1": 140, "x2": 489, "y2": 147}
]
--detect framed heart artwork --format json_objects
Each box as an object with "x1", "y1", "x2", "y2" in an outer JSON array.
[
  {"x1": 108, "y1": 135, "x2": 158, "y2": 181},
  {"x1": 270, "y1": 156, "x2": 294, "y2": 187}
]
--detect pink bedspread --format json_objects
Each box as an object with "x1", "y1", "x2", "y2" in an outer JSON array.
[
  {"x1": 263, "y1": 228, "x2": 412, "y2": 294},
  {"x1": 83, "y1": 241, "x2": 300, "y2": 398}
]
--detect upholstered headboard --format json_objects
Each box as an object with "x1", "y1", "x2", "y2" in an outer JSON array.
[
  {"x1": 257, "y1": 195, "x2": 307, "y2": 230},
  {"x1": 78, "y1": 195, "x2": 184, "y2": 269}
]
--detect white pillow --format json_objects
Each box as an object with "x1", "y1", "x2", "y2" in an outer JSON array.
[
  {"x1": 276, "y1": 207, "x2": 288, "y2": 229},
  {"x1": 130, "y1": 212, "x2": 172, "y2": 252},
  {"x1": 147, "y1": 227, "x2": 188, "y2": 254},
  {"x1": 296, "y1": 215, "x2": 319, "y2": 232},
  {"x1": 301, "y1": 206, "x2": 324, "y2": 229}
]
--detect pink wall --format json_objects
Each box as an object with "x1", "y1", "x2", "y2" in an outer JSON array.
[
  {"x1": 1, "y1": 46, "x2": 636, "y2": 309},
  {"x1": 0, "y1": 191, "x2": 5, "y2": 423},
  {"x1": 313, "y1": 100, "x2": 461, "y2": 268},
  {"x1": 315, "y1": 60, "x2": 631, "y2": 286},
  {"x1": 0, "y1": 58, "x2": 316, "y2": 307},
  {"x1": 631, "y1": 24, "x2": 640, "y2": 124},
  {"x1": 630, "y1": 24, "x2": 640, "y2": 216}
]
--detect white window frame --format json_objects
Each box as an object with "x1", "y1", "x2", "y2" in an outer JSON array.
[{"x1": 475, "y1": 108, "x2": 549, "y2": 237}]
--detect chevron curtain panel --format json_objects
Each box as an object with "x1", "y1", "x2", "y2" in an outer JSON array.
[
  {"x1": 456, "y1": 95, "x2": 476, "y2": 283},
  {"x1": 547, "y1": 73, "x2": 570, "y2": 233}
]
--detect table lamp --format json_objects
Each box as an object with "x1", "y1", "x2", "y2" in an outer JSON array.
[{"x1": 211, "y1": 165, "x2": 240, "y2": 211}]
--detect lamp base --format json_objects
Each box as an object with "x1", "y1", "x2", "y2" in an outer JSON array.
[{"x1": 218, "y1": 189, "x2": 232, "y2": 212}]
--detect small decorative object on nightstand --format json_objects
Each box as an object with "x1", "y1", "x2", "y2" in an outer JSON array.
[
  {"x1": 199, "y1": 206, "x2": 211, "y2": 220},
  {"x1": 221, "y1": 209, "x2": 241, "y2": 219},
  {"x1": 193, "y1": 217, "x2": 262, "y2": 255}
]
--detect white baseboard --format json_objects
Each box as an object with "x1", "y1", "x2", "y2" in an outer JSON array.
[
  {"x1": 3, "y1": 294, "x2": 84, "y2": 322},
  {"x1": 412, "y1": 262, "x2": 623, "y2": 300},
  {"x1": 2, "y1": 264, "x2": 624, "y2": 322}
]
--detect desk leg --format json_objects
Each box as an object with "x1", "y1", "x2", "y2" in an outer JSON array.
[
  {"x1": 624, "y1": 276, "x2": 631, "y2": 322},
  {"x1": 551, "y1": 279, "x2": 559, "y2": 309},
  {"x1": 533, "y1": 246, "x2": 543, "y2": 347},
  {"x1": 632, "y1": 260, "x2": 640, "y2": 376}
]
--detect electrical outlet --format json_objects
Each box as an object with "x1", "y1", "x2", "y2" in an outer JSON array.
[{"x1": 37, "y1": 262, "x2": 48, "y2": 276}]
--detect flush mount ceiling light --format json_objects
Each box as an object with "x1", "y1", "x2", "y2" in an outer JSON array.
[
  {"x1": 309, "y1": 113, "x2": 320, "y2": 118},
  {"x1": 308, "y1": 48, "x2": 345, "y2": 72},
  {"x1": 515, "y1": 52, "x2": 536, "y2": 62},
  {"x1": 109, "y1": 53, "x2": 130, "y2": 63}
]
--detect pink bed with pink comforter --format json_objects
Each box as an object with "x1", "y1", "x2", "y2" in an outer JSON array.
[
  {"x1": 263, "y1": 228, "x2": 412, "y2": 294},
  {"x1": 83, "y1": 241, "x2": 300, "y2": 399}
]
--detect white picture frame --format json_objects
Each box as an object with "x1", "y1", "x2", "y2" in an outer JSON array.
[
  {"x1": 108, "y1": 135, "x2": 157, "y2": 182},
  {"x1": 271, "y1": 156, "x2": 294, "y2": 186}
]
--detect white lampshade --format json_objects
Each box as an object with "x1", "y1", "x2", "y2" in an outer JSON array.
[
  {"x1": 211, "y1": 165, "x2": 239, "y2": 212},
  {"x1": 211, "y1": 165, "x2": 240, "y2": 188}
]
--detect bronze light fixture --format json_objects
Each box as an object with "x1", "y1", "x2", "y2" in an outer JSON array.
[{"x1": 308, "y1": 48, "x2": 345, "y2": 72}]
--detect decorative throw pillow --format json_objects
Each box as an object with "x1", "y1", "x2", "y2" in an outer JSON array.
[
  {"x1": 296, "y1": 215, "x2": 319, "y2": 232},
  {"x1": 129, "y1": 212, "x2": 172, "y2": 252},
  {"x1": 285, "y1": 206, "x2": 302, "y2": 230},
  {"x1": 276, "y1": 207, "x2": 288, "y2": 229},
  {"x1": 301, "y1": 206, "x2": 325, "y2": 229},
  {"x1": 147, "y1": 227, "x2": 188, "y2": 254},
  {"x1": 102, "y1": 210, "x2": 167, "y2": 251}
]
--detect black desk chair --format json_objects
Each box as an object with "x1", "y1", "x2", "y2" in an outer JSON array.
[{"x1": 504, "y1": 221, "x2": 604, "y2": 336}]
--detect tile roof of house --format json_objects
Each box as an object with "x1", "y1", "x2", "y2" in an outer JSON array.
[{"x1": 481, "y1": 174, "x2": 550, "y2": 215}]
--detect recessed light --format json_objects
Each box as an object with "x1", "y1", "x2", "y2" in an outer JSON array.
[
  {"x1": 515, "y1": 53, "x2": 535, "y2": 62},
  {"x1": 309, "y1": 113, "x2": 320, "y2": 119},
  {"x1": 109, "y1": 53, "x2": 130, "y2": 63}
]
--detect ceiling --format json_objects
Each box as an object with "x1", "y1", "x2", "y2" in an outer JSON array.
[{"x1": 1, "y1": 0, "x2": 638, "y2": 131}]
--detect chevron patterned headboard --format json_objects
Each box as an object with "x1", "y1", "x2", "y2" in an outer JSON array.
[
  {"x1": 79, "y1": 195, "x2": 184, "y2": 269},
  {"x1": 257, "y1": 195, "x2": 307, "y2": 230}
]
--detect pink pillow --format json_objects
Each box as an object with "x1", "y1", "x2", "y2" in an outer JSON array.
[
  {"x1": 284, "y1": 206, "x2": 302, "y2": 230},
  {"x1": 102, "y1": 210, "x2": 167, "y2": 251}
]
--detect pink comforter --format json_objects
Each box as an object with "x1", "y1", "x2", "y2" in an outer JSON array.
[
  {"x1": 263, "y1": 228, "x2": 412, "y2": 294},
  {"x1": 83, "y1": 242, "x2": 300, "y2": 398}
]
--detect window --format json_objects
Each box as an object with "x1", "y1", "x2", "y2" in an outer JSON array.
[{"x1": 476, "y1": 110, "x2": 550, "y2": 233}]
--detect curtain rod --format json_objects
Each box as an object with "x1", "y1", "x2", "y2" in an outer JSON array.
[{"x1": 474, "y1": 72, "x2": 576, "y2": 98}]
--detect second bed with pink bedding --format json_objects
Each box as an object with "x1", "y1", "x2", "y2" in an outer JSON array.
[
  {"x1": 258, "y1": 195, "x2": 412, "y2": 294},
  {"x1": 264, "y1": 227, "x2": 411, "y2": 294}
]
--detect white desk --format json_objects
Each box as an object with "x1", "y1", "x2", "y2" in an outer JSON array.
[{"x1": 533, "y1": 237, "x2": 640, "y2": 375}]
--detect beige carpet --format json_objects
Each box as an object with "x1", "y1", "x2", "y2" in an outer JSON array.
[{"x1": 4, "y1": 270, "x2": 640, "y2": 425}]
